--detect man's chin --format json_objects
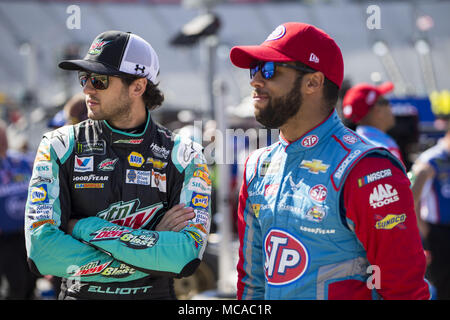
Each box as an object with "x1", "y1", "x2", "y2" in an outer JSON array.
[{"x1": 87, "y1": 111, "x2": 103, "y2": 121}]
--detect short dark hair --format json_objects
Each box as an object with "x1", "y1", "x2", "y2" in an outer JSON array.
[
  {"x1": 294, "y1": 62, "x2": 340, "y2": 110},
  {"x1": 121, "y1": 77, "x2": 164, "y2": 111}
]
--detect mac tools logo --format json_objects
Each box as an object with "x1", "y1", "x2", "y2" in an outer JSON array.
[
  {"x1": 369, "y1": 184, "x2": 399, "y2": 209},
  {"x1": 264, "y1": 229, "x2": 309, "y2": 286}
]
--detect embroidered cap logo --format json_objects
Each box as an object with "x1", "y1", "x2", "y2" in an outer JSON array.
[{"x1": 89, "y1": 39, "x2": 112, "y2": 55}]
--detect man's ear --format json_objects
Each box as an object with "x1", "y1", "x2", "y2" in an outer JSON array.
[
  {"x1": 303, "y1": 72, "x2": 325, "y2": 94},
  {"x1": 130, "y1": 78, "x2": 147, "y2": 98}
]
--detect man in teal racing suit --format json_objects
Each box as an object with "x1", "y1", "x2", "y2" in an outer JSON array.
[{"x1": 25, "y1": 31, "x2": 211, "y2": 300}]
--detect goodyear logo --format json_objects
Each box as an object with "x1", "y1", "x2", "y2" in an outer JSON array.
[
  {"x1": 191, "y1": 194, "x2": 209, "y2": 208},
  {"x1": 128, "y1": 152, "x2": 144, "y2": 168},
  {"x1": 375, "y1": 214, "x2": 406, "y2": 230}
]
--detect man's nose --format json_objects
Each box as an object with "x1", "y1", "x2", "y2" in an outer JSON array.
[
  {"x1": 250, "y1": 71, "x2": 265, "y2": 88},
  {"x1": 82, "y1": 79, "x2": 96, "y2": 95}
]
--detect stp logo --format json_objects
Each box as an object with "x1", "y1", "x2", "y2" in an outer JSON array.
[
  {"x1": 309, "y1": 184, "x2": 328, "y2": 202},
  {"x1": 264, "y1": 229, "x2": 309, "y2": 285},
  {"x1": 301, "y1": 135, "x2": 319, "y2": 148}
]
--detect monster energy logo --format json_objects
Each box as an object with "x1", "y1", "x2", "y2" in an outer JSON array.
[{"x1": 76, "y1": 141, "x2": 106, "y2": 156}]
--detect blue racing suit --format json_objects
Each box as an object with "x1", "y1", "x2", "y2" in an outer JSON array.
[
  {"x1": 237, "y1": 110, "x2": 429, "y2": 300},
  {"x1": 416, "y1": 140, "x2": 450, "y2": 225},
  {"x1": 356, "y1": 125, "x2": 403, "y2": 163}
]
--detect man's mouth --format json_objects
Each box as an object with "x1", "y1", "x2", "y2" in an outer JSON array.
[
  {"x1": 252, "y1": 91, "x2": 269, "y2": 102},
  {"x1": 86, "y1": 98, "x2": 99, "y2": 107}
]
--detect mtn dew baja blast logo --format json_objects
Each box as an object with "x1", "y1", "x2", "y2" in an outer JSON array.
[
  {"x1": 264, "y1": 229, "x2": 309, "y2": 286},
  {"x1": 97, "y1": 199, "x2": 163, "y2": 229},
  {"x1": 89, "y1": 39, "x2": 112, "y2": 55},
  {"x1": 98, "y1": 158, "x2": 118, "y2": 171}
]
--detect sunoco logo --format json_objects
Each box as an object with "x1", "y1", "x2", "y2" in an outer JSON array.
[
  {"x1": 369, "y1": 184, "x2": 399, "y2": 208},
  {"x1": 375, "y1": 214, "x2": 406, "y2": 230}
]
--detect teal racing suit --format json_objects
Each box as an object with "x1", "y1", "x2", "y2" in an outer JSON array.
[{"x1": 24, "y1": 112, "x2": 211, "y2": 299}]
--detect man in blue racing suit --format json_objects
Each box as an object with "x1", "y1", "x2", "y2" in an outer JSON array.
[
  {"x1": 230, "y1": 22, "x2": 429, "y2": 299},
  {"x1": 342, "y1": 81, "x2": 404, "y2": 164},
  {"x1": 24, "y1": 31, "x2": 211, "y2": 300}
]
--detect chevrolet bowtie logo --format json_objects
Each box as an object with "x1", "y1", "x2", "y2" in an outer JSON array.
[{"x1": 300, "y1": 159, "x2": 329, "y2": 174}]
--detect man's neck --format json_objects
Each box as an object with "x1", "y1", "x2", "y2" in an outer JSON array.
[
  {"x1": 108, "y1": 102, "x2": 147, "y2": 130},
  {"x1": 279, "y1": 107, "x2": 332, "y2": 143}
]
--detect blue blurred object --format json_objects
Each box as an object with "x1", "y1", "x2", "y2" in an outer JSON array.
[{"x1": 47, "y1": 110, "x2": 66, "y2": 128}]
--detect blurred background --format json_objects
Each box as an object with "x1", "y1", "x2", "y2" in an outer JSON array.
[{"x1": 0, "y1": 0, "x2": 449, "y2": 300}]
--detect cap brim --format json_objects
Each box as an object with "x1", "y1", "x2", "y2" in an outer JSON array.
[
  {"x1": 377, "y1": 81, "x2": 394, "y2": 94},
  {"x1": 58, "y1": 59, "x2": 122, "y2": 76},
  {"x1": 230, "y1": 45, "x2": 294, "y2": 68}
]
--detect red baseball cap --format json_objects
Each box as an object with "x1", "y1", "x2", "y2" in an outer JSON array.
[
  {"x1": 342, "y1": 82, "x2": 394, "y2": 123},
  {"x1": 229, "y1": 22, "x2": 344, "y2": 88}
]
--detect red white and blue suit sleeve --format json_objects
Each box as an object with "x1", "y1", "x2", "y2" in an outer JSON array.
[{"x1": 343, "y1": 156, "x2": 430, "y2": 299}]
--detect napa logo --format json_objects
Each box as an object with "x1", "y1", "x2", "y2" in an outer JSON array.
[
  {"x1": 30, "y1": 184, "x2": 49, "y2": 204},
  {"x1": 127, "y1": 152, "x2": 144, "y2": 168},
  {"x1": 191, "y1": 193, "x2": 209, "y2": 209}
]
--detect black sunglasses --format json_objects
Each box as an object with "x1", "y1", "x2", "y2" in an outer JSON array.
[
  {"x1": 78, "y1": 72, "x2": 110, "y2": 90},
  {"x1": 250, "y1": 61, "x2": 316, "y2": 80}
]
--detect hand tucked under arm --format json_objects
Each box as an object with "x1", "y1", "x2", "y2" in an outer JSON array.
[{"x1": 155, "y1": 204, "x2": 195, "y2": 232}]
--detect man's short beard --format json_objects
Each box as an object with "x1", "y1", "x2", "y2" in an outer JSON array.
[{"x1": 255, "y1": 75, "x2": 304, "y2": 129}]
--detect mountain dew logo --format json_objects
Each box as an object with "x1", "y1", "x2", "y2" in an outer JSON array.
[
  {"x1": 97, "y1": 199, "x2": 163, "y2": 229},
  {"x1": 89, "y1": 39, "x2": 112, "y2": 55}
]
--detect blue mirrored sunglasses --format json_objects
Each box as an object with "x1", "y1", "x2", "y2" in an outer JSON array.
[{"x1": 250, "y1": 61, "x2": 316, "y2": 80}]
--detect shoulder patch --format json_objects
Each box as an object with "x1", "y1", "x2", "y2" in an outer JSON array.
[
  {"x1": 172, "y1": 134, "x2": 205, "y2": 173},
  {"x1": 44, "y1": 126, "x2": 74, "y2": 164}
]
